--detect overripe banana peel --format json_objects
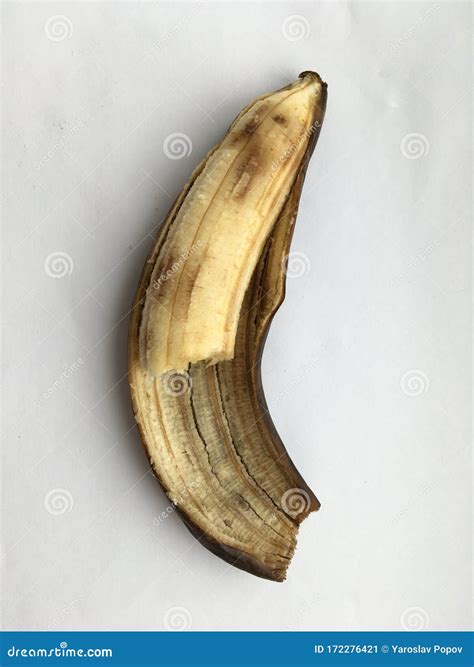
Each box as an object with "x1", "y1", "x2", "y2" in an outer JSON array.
[{"x1": 128, "y1": 71, "x2": 327, "y2": 581}]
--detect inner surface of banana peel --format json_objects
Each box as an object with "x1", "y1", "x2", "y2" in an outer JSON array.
[{"x1": 129, "y1": 71, "x2": 327, "y2": 581}]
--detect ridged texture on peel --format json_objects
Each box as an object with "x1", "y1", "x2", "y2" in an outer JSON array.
[{"x1": 129, "y1": 72, "x2": 327, "y2": 581}]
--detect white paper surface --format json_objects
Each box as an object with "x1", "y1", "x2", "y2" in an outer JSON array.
[{"x1": 2, "y1": 1, "x2": 471, "y2": 631}]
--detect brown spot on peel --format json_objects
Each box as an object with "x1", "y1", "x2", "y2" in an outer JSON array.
[
  {"x1": 272, "y1": 114, "x2": 288, "y2": 127},
  {"x1": 232, "y1": 147, "x2": 261, "y2": 200}
]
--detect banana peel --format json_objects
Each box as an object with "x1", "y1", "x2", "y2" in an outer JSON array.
[{"x1": 128, "y1": 71, "x2": 327, "y2": 581}]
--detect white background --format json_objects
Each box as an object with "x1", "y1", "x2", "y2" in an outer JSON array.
[{"x1": 2, "y1": 1, "x2": 471, "y2": 631}]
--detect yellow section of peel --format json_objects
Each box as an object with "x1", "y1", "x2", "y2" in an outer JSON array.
[{"x1": 140, "y1": 75, "x2": 322, "y2": 375}]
